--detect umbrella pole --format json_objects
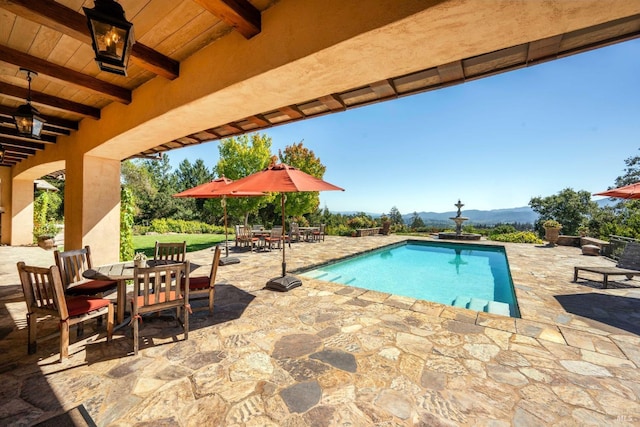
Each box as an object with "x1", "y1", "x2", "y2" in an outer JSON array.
[
  {"x1": 223, "y1": 196, "x2": 229, "y2": 258},
  {"x1": 281, "y1": 193, "x2": 286, "y2": 277}
]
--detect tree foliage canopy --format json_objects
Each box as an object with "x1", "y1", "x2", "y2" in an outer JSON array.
[
  {"x1": 277, "y1": 141, "x2": 327, "y2": 218},
  {"x1": 213, "y1": 133, "x2": 276, "y2": 225},
  {"x1": 529, "y1": 188, "x2": 597, "y2": 236}
]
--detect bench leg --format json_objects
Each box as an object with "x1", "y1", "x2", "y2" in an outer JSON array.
[
  {"x1": 603, "y1": 274, "x2": 608, "y2": 289},
  {"x1": 573, "y1": 267, "x2": 579, "y2": 282}
]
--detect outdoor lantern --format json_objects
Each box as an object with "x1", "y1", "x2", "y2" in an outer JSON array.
[
  {"x1": 84, "y1": 0, "x2": 135, "y2": 76},
  {"x1": 0, "y1": 144, "x2": 5, "y2": 163},
  {"x1": 13, "y1": 69, "x2": 45, "y2": 139}
]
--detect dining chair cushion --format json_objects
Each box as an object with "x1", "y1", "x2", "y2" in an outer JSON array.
[
  {"x1": 131, "y1": 290, "x2": 180, "y2": 306},
  {"x1": 181, "y1": 275, "x2": 209, "y2": 291},
  {"x1": 66, "y1": 296, "x2": 112, "y2": 317},
  {"x1": 66, "y1": 279, "x2": 118, "y2": 296}
]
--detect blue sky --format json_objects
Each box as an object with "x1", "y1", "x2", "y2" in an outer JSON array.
[{"x1": 168, "y1": 38, "x2": 640, "y2": 215}]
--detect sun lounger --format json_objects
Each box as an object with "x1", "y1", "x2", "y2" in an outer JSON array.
[{"x1": 574, "y1": 242, "x2": 640, "y2": 288}]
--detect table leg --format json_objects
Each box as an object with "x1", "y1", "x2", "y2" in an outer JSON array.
[{"x1": 116, "y1": 279, "x2": 126, "y2": 324}]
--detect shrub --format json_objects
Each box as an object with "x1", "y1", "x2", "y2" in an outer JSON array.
[
  {"x1": 346, "y1": 216, "x2": 376, "y2": 229},
  {"x1": 329, "y1": 224, "x2": 353, "y2": 236},
  {"x1": 491, "y1": 224, "x2": 517, "y2": 235},
  {"x1": 147, "y1": 218, "x2": 225, "y2": 235},
  {"x1": 542, "y1": 219, "x2": 562, "y2": 229},
  {"x1": 489, "y1": 231, "x2": 543, "y2": 244}
]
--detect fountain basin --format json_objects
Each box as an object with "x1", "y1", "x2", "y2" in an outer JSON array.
[{"x1": 438, "y1": 232, "x2": 482, "y2": 241}]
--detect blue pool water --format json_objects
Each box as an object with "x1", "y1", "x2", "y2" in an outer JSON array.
[{"x1": 300, "y1": 240, "x2": 520, "y2": 317}]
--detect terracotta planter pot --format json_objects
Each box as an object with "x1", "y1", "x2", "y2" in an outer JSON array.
[{"x1": 37, "y1": 236, "x2": 55, "y2": 250}]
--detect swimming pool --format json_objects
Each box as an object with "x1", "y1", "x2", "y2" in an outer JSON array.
[{"x1": 299, "y1": 240, "x2": 520, "y2": 317}]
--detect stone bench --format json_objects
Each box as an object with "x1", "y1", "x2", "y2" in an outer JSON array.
[{"x1": 356, "y1": 228, "x2": 381, "y2": 237}]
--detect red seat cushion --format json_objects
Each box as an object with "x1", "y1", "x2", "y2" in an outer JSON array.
[
  {"x1": 66, "y1": 280, "x2": 117, "y2": 296},
  {"x1": 65, "y1": 296, "x2": 111, "y2": 317},
  {"x1": 181, "y1": 276, "x2": 210, "y2": 291}
]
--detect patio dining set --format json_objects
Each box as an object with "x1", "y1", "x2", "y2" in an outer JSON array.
[
  {"x1": 235, "y1": 223, "x2": 326, "y2": 252},
  {"x1": 15, "y1": 240, "x2": 221, "y2": 360}
]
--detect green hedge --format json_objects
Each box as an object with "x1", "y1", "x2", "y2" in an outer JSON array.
[
  {"x1": 489, "y1": 231, "x2": 543, "y2": 244},
  {"x1": 135, "y1": 219, "x2": 226, "y2": 235}
]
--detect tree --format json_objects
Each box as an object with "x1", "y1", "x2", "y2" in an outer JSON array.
[
  {"x1": 615, "y1": 149, "x2": 640, "y2": 187},
  {"x1": 410, "y1": 212, "x2": 425, "y2": 230},
  {"x1": 121, "y1": 155, "x2": 181, "y2": 223},
  {"x1": 388, "y1": 206, "x2": 404, "y2": 225},
  {"x1": 175, "y1": 158, "x2": 214, "y2": 221},
  {"x1": 529, "y1": 188, "x2": 597, "y2": 236},
  {"x1": 278, "y1": 141, "x2": 327, "y2": 219},
  {"x1": 214, "y1": 133, "x2": 275, "y2": 225}
]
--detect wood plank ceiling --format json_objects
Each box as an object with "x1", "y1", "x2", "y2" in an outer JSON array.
[{"x1": 0, "y1": 1, "x2": 639, "y2": 169}]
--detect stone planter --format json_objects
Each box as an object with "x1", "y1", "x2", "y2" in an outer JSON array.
[
  {"x1": 544, "y1": 227, "x2": 561, "y2": 246},
  {"x1": 381, "y1": 221, "x2": 391, "y2": 235}
]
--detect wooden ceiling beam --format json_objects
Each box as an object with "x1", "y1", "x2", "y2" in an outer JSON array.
[
  {"x1": 0, "y1": 128, "x2": 56, "y2": 143},
  {"x1": 0, "y1": 0, "x2": 179, "y2": 80},
  {"x1": 0, "y1": 81, "x2": 100, "y2": 119},
  {"x1": 193, "y1": 0, "x2": 261, "y2": 39},
  {"x1": 0, "y1": 45, "x2": 131, "y2": 104},
  {"x1": 0, "y1": 136, "x2": 45, "y2": 150},
  {"x1": 4, "y1": 151, "x2": 28, "y2": 159},
  {"x1": 0, "y1": 144, "x2": 35, "y2": 155}
]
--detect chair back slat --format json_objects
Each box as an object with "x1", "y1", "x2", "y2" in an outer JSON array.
[
  {"x1": 270, "y1": 227, "x2": 282, "y2": 238},
  {"x1": 208, "y1": 247, "x2": 222, "y2": 288},
  {"x1": 54, "y1": 246, "x2": 93, "y2": 287},
  {"x1": 17, "y1": 262, "x2": 68, "y2": 319},
  {"x1": 154, "y1": 241, "x2": 187, "y2": 263},
  {"x1": 133, "y1": 262, "x2": 189, "y2": 310}
]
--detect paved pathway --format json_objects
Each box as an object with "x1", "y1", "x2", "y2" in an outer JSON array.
[{"x1": 1, "y1": 236, "x2": 639, "y2": 425}]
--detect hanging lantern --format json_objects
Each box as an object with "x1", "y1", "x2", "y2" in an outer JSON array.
[
  {"x1": 13, "y1": 69, "x2": 46, "y2": 139},
  {"x1": 84, "y1": 0, "x2": 135, "y2": 76}
]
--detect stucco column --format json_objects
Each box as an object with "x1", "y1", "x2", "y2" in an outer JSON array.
[
  {"x1": 65, "y1": 154, "x2": 121, "y2": 265},
  {"x1": 9, "y1": 178, "x2": 35, "y2": 246},
  {"x1": 0, "y1": 168, "x2": 10, "y2": 245}
]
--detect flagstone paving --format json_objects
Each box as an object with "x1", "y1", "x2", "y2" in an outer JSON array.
[{"x1": 1, "y1": 235, "x2": 640, "y2": 425}]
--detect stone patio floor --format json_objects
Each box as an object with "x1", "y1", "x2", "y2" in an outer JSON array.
[{"x1": 1, "y1": 235, "x2": 640, "y2": 426}]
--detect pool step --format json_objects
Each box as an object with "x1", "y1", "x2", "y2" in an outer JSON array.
[
  {"x1": 304, "y1": 270, "x2": 329, "y2": 279},
  {"x1": 301, "y1": 270, "x2": 356, "y2": 285},
  {"x1": 487, "y1": 301, "x2": 511, "y2": 316},
  {"x1": 452, "y1": 296, "x2": 511, "y2": 317}
]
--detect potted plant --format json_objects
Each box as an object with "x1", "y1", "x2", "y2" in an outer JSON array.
[
  {"x1": 577, "y1": 225, "x2": 590, "y2": 237},
  {"x1": 34, "y1": 221, "x2": 58, "y2": 250},
  {"x1": 542, "y1": 219, "x2": 562, "y2": 246},
  {"x1": 133, "y1": 252, "x2": 148, "y2": 268}
]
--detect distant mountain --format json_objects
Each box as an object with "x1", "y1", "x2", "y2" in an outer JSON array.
[
  {"x1": 334, "y1": 206, "x2": 538, "y2": 226},
  {"x1": 404, "y1": 206, "x2": 537, "y2": 226}
]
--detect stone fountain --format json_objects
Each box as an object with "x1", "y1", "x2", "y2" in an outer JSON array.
[{"x1": 438, "y1": 199, "x2": 481, "y2": 240}]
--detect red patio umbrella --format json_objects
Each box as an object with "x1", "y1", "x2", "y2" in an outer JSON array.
[
  {"x1": 215, "y1": 161, "x2": 344, "y2": 290},
  {"x1": 173, "y1": 177, "x2": 264, "y2": 261},
  {"x1": 594, "y1": 182, "x2": 640, "y2": 199}
]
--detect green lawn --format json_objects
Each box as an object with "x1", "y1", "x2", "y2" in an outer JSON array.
[{"x1": 133, "y1": 233, "x2": 230, "y2": 258}]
